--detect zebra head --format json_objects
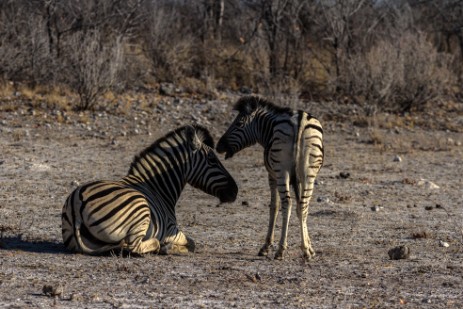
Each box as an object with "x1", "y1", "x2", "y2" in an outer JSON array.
[
  {"x1": 185, "y1": 125, "x2": 238, "y2": 203},
  {"x1": 216, "y1": 96, "x2": 260, "y2": 159}
]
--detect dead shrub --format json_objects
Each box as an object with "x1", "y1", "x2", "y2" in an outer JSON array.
[
  {"x1": 142, "y1": 3, "x2": 196, "y2": 83},
  {"x1": 346, "y1": 31, "x2": 456, "y2": 113},
  {"x1": 0, "y1": 5, "x2": 54, "y2": 84},
  {"x1": 60, "y1": 31, "x2": 124, "y2": 110}
]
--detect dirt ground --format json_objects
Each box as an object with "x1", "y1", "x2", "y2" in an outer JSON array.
[{"x1": 1, "y1": 95, "x2": 462, "y2": 308}]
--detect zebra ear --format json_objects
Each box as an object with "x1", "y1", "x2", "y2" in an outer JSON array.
[
  {"x1": 185, "y1": 125, "x2": 202, "y2": 150},
  {"x1": 192, "y1": 133, "x2": 202, "y2": 150}
]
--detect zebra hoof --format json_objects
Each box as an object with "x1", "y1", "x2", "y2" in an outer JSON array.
[
  {"x1": 303, "y1": 251, "x2": 316, "y2": 260},
  {"x1": 160, "y1": 243, "x2": 189, "y2": 255},
  {"x1": 302, "y1": 246, "x2": 316, "y2": 260},
  {"x1": 258, "y1": 245, "x2": 270, "y2": 257},
  {"x1": 274, "y1": 249, "x2": 285, "y2": 260}
]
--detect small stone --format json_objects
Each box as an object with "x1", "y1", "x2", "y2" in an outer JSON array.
[
  {"x1": 339, "y1": 172, "x2": 350, "y2": 179},
  {"x1": 388, "y1": 245, "x2": 410, "y2": 260},
  {"x1": 439, "y1": 240, "x2": 449, "y2": 248},
  {"x1": 242, "y1": 201, "x2": 249, "y2": 206},
  {"x1": 70, "y1": 293, "x2": 84, "y2": 302},
  {"x1": 424, "y1": 205, "x2": 434, "y2": 211},
  {"x1": 239, "y1": 86, "x2": 252, "y2": 94},
  {"x1": 422, "y1": 298, "x2": 432, "y2": 304},
  {"x1": 159, "y1": 83, "x2": 176, "y2": 96},
  {"x1": 42, "y1": 284, "x2": 64, "y2": 297},
  {"x1": 317, "y1": 196, "x2": 330, "y2": 203},
  {"x1": 371, "y1": 205, "x2": 381, "y2": 212},
  {"x1": 393, "y1": 155, "x2": 402, "y2": 162},
  {"x1": 417, "y1": 179, "x2": 439, "y2": 190},
  {"x1": 71, "y1": 180, "x2": 80, "y2": 187}
]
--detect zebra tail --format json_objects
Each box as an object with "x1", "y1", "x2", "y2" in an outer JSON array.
[
  {"x1": 295, "y1": 115, "x2": 306, "y2": 199},
  {"x1": 74, "y1": 221, "x2": 124, "y2": 255}
]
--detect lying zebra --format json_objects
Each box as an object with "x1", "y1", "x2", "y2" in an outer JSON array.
[
  {"x1": 62, "y1": 125, "x2": 238, "y2": 255},
  {"x1": 217, "y1": 96, "x2": 324, "y2": 260}
]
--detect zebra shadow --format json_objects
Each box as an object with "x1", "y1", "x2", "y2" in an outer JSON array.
[{"x1": 0, "y1": 235, "x2": 66, "y2": 254}]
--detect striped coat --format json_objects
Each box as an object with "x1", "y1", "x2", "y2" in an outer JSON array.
[
  {"x1": 217, "y1": 96, "x2": 323, "y2": 260},
  {"x1": 62, "y1": 125, "x2": 238, "y2": 255}
]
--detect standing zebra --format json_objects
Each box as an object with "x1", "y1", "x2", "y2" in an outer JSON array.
[
  {"x1": 62, "y1": 125, "x2": 238, "y2": 255},
  {"x1": 217, "y1": 96, "x2": 324, "y2": 260}
]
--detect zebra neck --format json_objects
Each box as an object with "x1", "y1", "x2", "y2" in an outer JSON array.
[
  {"x1": 125, "y1": 151, "x2": 188, "y2": 207},
  {"x1": 255, "y1": 109, "x2": 281, "y2": 148}
]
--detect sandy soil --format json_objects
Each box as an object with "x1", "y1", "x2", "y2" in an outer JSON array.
[{"x1": 1, "y1": 96, "x2": 462, "y2": 308}]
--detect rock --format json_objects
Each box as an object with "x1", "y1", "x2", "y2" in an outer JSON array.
[
  {"x1": 317, "y1": 196, "x2": 330, "y2": 203},
  {"x1": 417, "y1": 179, "x2": 439, "y2": 190},
  {"x1": 42, "y1": 284, "x2": 64, "y2": 297},
  {"x1": 371, "y1": 205, "x2": 382, "y2": 212},
  {"x1": 439, "y1": 240, "x2": 449, "y2": 248},
  {"x1": 339, "y1": 172, "x2": 350, "y2": 179},
  {"x1": 159, "y1": 83, "x2": 176, "y2": 96},
  {"x1": 239, "y1": 86, "x2": 252, "y2": 94},
  {"x1": 388, "y1": 245, "x2": 410, "y2": 260},
  {"x1": 70, "y1": 180, "x2": 80, "y2": 187},
  {"x1": 393, "y1": 155, "x2": 402, "y2": 162}
]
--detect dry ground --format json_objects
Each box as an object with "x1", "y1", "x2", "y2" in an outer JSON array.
[{"x1": 1, "y1": 96, "x2": 462, "y2": 308}]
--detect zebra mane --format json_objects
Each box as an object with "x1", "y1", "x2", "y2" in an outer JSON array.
[
  {"x1": 129, "y1": 125, "x2": 215, "y2": 172},
  {"x1": 233, "y1": 96, "x2": 292, "y2": 115},
  {"x1": 186, "y1": 124, "x2": 215, "y2": 149}
]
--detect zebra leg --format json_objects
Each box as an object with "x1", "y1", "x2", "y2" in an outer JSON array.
[
  {"x1": 275, "y1": 175, "x2": 292, "y2": 260},
  {"x1": 124, "y1": 216, "x2": 160, "y2": 255},
  {"x1": 258, "y1": 176, "x2": 280, "y2": 256},
  {"x1": 297, "y1": 163, "x2": 321, "y2": 260},
  {"x1": 129, "y1": 238, "x2": 160, "y2": 255},
  {"x1": 298, "y1": 198, "x2": 315, "y2": 260},
  {"x1": 160, "y1": 231, "x2": 195, "y2": 255}
]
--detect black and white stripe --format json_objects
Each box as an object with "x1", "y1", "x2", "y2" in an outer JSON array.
[
  {"x1": 217, "y1": 96, "x2": 324, "y2": 260},
  {"x1": 62, "y1": 125, "x2": 238, "y2": 255}
]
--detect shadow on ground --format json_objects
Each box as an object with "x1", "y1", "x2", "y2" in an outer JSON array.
[{"x1": 0, "y1": 236, "x2": 66, "y2": 254}]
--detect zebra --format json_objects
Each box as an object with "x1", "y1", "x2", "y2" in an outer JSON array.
[
  {"x1": 62, "y1": 125, "x2": 238, "y2": 255},
  {"x1": 216, "y1": 96, "x2": 324, "y2": 260}
]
